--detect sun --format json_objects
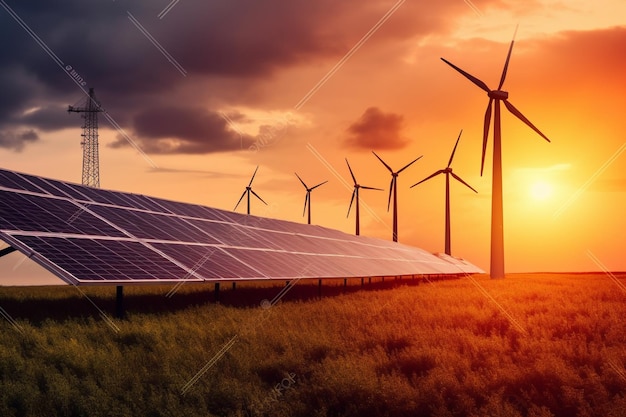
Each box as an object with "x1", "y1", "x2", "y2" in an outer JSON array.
[{"x1": 529, "y1": 181, "x2": 553, "y2": 201}]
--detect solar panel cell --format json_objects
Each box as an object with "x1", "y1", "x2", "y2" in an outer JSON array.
[
  {"x1": 0, "y1": 191, "x2": 125, "y2": 236},
  {"x1": 13, "y1": 235, "x2": 191, "y2": 283},
  {"x1": 0, "y1": 171, "x2": 45, "y2": 193},
  {"x1": 152, "y1": 243, "x2": 264, "y2": 279}
]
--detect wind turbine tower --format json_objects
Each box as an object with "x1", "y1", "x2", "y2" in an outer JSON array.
[
  {"x1": 68, "y1": 88, "x2": 103, "y2": 188},
  {"x1": 235, "y1": 166, "x2": 268, "y2": 215},
  {"x1": 372, "y1": 151, "x2": 422, "y2": 242},
  {"x1": 411, "y1": 130, "x2": 477, "y2": 256},
  {"x1": 346, "y1": 158, "x2": 382, "y2": 236},
  {"x1": 441, "y1": 28, "x2": 551, "y2": 278},
  {"x1": 295, "y1": 173, "x2": 327, "y2": 225}
]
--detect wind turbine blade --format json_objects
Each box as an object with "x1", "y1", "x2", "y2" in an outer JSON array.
[
  {"x1": 410, "y1": 170, "x2": 445, "y2": 188},
  {"x1": 498, "y1": 25, "x2": 519, "y2": 89},
  {"x1": 311, "y1": 180, "x2": 328, "y2": 190},
  {"x1": 498, "y1": 41, "x2": 515, "y2": 90},
  {"x1": 372, "y1": 151, "x2": 393, "y2": 173},
  {"x1": 451, "y1": 172, "x2": 478, "y2": 193},
  {"x1": 294, "y1": 172, "x2": 307, "y2": 189},
  {"x1": 481, "y1": 99, "x2": 493, "y2": 176},
  {"x1": 387, "y1": 177, "x2": 394, "y2": 211},
  {"x1": 347, "y1": 189, "x2": 356, "y2": 217},
  {"x1": 250, "y1": 189, "x2": 268, "y2": 205},
  {"x1": 441, "y1": 58, "x2": 490, "y2": 93},
  {"x1": 503, "y1": 100, "x2": 551, "y2": 142},
  {"x1": 398, "y1": 155, "x2": 423, "y2": 173},
  {"x1": 361, "y1": 186, "x2": 383, "y2": 191},
  {"x1": 448, "y1": 130, "x2": 463, "y2": 168},
  {"x1": 303, "y1": 193, "x2": 309, "y2": 217},
  {"x1": 345, "y1": 158, "x2": 357, "y2": 184},
  {"x1": 248, "y1": 166, "x2": 259, "y2": 187},
  {"x1": 234, "y1": 190, "x2": 247, "y2": 210}
]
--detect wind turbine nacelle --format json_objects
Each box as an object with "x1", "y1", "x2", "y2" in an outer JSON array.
[{"x1": 488, "y1": 90, "x2": 509, "y2": 100}]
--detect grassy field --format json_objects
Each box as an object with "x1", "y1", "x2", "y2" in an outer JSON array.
[{"x1": 0, "y1": 273, "x2": 625, "y2": 417}]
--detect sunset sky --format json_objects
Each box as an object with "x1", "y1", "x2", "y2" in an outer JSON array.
[{"x1": 0, "y1": 0, "x2": 625, "y2": 284}]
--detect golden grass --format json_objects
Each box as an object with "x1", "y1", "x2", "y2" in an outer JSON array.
[{"x1": 0, "y1": 273, "x2": 625, "y2": 416}]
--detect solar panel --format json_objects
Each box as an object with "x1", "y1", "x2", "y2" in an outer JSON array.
[{"x1": 0, "y1": 168, "x2": 483, "y2": 286}]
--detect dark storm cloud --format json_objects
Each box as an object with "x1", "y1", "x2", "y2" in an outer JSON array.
[
  {"x1": 0, "y1": 0, "x2": 359, "y2": 152},
  {"x1": 0, "y1": 0, "x2": 515, "y2": 153},
  {"x1": 110, "y1": 106, "x2": 255, "y2": 154},
  {"x1": 0, "y1": 129, "x2": 38, "y2": 152},
  {"x1": 345, "y1": 107, "x2": 408, "y2": 150}
]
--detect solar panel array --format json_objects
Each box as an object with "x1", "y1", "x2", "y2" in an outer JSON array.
[{"x1": 0, "y1": 168, "x2": 483, "y2": 286}]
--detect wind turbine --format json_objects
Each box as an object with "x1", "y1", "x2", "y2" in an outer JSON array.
[
  {"x1": 441, "y1": 29, "x2": 551, "y2": 279},
  {"x1": 234, "y1": 166, "x2": 267, "y2": 215},
  {"x1": 295, "y1": 172, "x2": 327, "y2": 225},
  {"x1": 346, "y1": 158, "x2": 382, "y2": 236},
  {"x1": 372, "y1": 151, "x2": 422, "y2": 242},
  {"x1": 411, "y1": 130, "x2": 477, "y2": 256}
]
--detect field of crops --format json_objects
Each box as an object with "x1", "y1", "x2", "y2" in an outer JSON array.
[{"x1": 0, "y1": 273, "x2": 625, "y2": 417}]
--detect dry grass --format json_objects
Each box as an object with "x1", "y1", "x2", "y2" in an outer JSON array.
[{"x1": 0, "y1": 273, "x2": 625, "y2": 416}]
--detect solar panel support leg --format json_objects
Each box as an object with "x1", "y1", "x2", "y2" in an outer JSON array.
[
  {"x1": 116, "y1": 286, "x2": 124, "y2": 319},
  {"x1": 368, "y1": 277, "x2": 371, "y2": 285},
  {"x1": 361, "y1": 278, "x2": 364, "y2": 287},
  {"x1": 0, "y1": 246, "x2": 16, "y2": 258},
  {"x1": 343, "y1": 278, "x2": 347, "y2": 291},
  {"x1": 232, "y1": 282, "x2": 236, "y2": 290},
  {"x1": 318, "y1": 279, "x2": 322, "y2": 298},
  {"x1": 215, "y1": 283, "x2": 220, "y2": 303}
]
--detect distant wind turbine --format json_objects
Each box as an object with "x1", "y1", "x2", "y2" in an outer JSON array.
[
  {"x1": 234, "y1": 166, "x2": 267, "y2": 215},
  {"x1": 411, "y1": 130, "x2": 477, "y2": 256},
  {"x1": 372, "y1": 151, "x2": 422, "y2": 242},
  {"x1": 295, "y1": 172, "x2": 327, "y2": 225},
  {"x1": 346, "y1": 158, "x2": 382, "y2": 236},
  {"x1": 441, "y1": 28, "x2": 551, "y2": 279}
]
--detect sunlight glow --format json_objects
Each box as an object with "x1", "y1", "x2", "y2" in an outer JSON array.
[{"x1": 530, "y1": 181, "x2": 553, "y2": 201}]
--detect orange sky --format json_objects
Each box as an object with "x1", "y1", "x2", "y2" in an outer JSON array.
[{"x1": 1, "y1": 0, "x2": 625, "y2": 284}]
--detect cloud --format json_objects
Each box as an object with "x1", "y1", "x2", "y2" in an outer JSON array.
[
  {"x1": 0, "y1": 129, "x2": 39, "y2": 152},
  {"x1": 0, "y1": 0, "x2": 480, "y2": 154},
  {"x1": 109, "y1": 106, "x2": 255, "y2": 154},
  {"x1": 344, "y1": 107, "x2": 408, "y2": 150},
  {"x1": 2, "y1": 0, "x2": 618, "y2": 155}
]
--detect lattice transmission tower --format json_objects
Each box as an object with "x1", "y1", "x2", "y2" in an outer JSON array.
[{"x1": 68, "y1": 88, "x2": 103, "y2": 187}]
